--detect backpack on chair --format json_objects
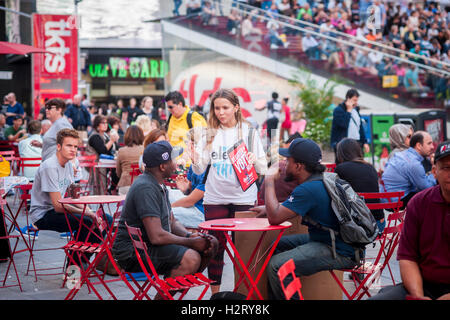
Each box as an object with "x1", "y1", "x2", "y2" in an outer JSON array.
[{"x1": 302, "y1": 172, "x2": 378, "y2": 264}]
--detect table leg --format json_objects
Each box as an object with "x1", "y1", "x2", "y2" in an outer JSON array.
[
  {"x1": 224, "y1": 232, "x2": 264, "y2": 300},
  {"x1": 246, "y1": 229, "x2": 285, "y2": 300},
  {"x1": 233, "y1": 231, "x2": 267, "y2": 295}
]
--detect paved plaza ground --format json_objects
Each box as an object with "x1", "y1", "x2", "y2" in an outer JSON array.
[{"x1": 0, "y1": 190, "x2": 401, "y2": 301}]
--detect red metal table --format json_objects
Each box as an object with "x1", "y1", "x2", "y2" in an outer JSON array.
[
  {"x1": 58, "y1": 195, "x2": 125, "y2": 300},
  {"x1": 199, "y1": 218, "x2": 291, "y2": 300}
]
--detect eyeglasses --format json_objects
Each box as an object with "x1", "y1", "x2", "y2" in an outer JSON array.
[{"x1": 45, "y1": 106, "x2": 56, "y2": 111}]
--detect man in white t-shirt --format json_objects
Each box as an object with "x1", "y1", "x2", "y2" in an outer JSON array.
[
  {"x1": 302, "y1": 33, "x2": 322, "y2": 60},
  {"x1": 18, "y1": 120, "x2": 42, "y2": 181}
]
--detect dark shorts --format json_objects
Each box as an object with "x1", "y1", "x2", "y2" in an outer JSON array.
[{"x1": 117, "y1": 244, "x2": 188, "y2": 277}]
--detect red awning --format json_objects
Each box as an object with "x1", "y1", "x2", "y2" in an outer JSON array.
[{"x1": 0, "y1": 41, "x2": 51, "y2": 55}]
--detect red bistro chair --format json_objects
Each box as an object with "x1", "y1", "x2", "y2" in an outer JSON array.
[
  {"x1": 277, "y1": 259, "x2": 304, "y2": 300},
  {"x1": 329, "y1": 191, "x2": 405, "y2": 300},
  {"x1": 77, "y1": 155, "x2": 97, "y2": 195},
  {"x1": 62, "y1": 200, "x2": 124, "y2": 300},
  {"x1": 129, "y1": 163, "x2": 141, "y2": 184},
  {"x1": 0, "y1": 198, "x2": 22, "y2": 291},
  {"x1": 124, "y1": 222, "x2": 215, "y2": 300},
  {"x1": 11, "y1": 184, "x2": 66, "y2": 282},
  {"x1": 18, "y1": 157, "x2": 42, "y2": 177}
]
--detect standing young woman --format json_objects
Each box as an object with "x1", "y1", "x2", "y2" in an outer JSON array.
[{"x1": 191, "y1": 88, "x2": 267, "y2": 295}]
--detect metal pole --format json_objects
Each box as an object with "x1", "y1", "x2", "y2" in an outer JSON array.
[{"x1": 75, "y1": 0, "x2": 81, "y2": 94}]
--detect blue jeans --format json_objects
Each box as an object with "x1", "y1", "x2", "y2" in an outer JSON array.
[
  {"x1": 173, "y1": 0, "x2": 182, "y2": 15},
  {"x1": 267, "y1": 234, "x2": 357, "y2": 300},
  {"x1": 377, "y1": 219, "x2": 386, "y2": 234}
]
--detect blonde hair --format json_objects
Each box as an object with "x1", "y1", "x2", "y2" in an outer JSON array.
[
  {"x1": 135, "y1": 114, "x2": 152, "y2": 135},
  {"x1": 140, "y1": 96, "x2": 153, "y2": 109}
]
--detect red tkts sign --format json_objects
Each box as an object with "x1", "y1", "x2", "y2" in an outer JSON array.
[
  {"x1": 227, "y1": 139, "x2": 258, "y2": 192},
  {"x1": 32, "y1": 14, "x2": 78, "y2": 119}
]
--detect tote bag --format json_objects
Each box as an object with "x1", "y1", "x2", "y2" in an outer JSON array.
[{"x1": 0, "y1": 155, "x2": 11, "y2": 177}]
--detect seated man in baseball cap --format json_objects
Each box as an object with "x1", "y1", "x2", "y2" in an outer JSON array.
[
  {"x1": 251, "y1": 138, "x2": 358, "y2": 300},
  {"x1": 112, "y1": 141, "x2": 218, "y2": 298},
  {"x1": 370, "y1": 140, "x2": 450, "y2": 300}
]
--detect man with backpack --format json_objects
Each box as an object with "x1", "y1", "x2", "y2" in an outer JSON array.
[
  {"x1": 251, "y1": 138, "x2": 375, "y2": 300},
  {"x1": 164, "y1": 91, "x2": 207, "y2": 152}
]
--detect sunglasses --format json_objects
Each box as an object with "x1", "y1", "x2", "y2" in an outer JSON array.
[{"x1": 45, "y1": 106, "x2": 57, "y2": 111}]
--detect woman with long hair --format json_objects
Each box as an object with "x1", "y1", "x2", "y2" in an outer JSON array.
[
  {"x1": 191, "y1": 88, "x2": 267, "y2": 295},
  {"x1": 335, "y1": 138, "x2": 385, "y2": 233}
]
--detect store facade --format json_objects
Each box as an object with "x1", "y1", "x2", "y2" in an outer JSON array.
[{"x1": 80, "y1": 38, "x2": 165, "y2": 107}]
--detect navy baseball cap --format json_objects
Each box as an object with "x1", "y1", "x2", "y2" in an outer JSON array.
[
  {"x1": 435, "y1": 140, "x2": 450, "y2": 162},
  {"x1": 143, "y1": 141, "x2": 183, "y2": 168},
  {"x1": 279, "y1": 138, "x2": 322, "y2": 165}
]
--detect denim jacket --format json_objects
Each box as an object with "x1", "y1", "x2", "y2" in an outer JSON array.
[{"x1": 381, "y1": 148, "x2": 436, "y2": 198}]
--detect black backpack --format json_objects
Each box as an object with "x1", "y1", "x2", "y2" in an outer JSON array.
[{"x1": 302, "y1": 172, "x2": 378, "y2": 264}]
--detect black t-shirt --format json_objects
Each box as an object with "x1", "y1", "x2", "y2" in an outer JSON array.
[
  {"x1": 112, "y1": 172, "x2": 172, "y2": 262},
  {"x1": 335, "y1": 161, "x2": 384, "y2": 221}
]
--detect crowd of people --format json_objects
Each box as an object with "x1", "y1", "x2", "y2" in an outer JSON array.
[
  {"x1": 0, "y1": 85, "x2": 448, "y2": 300},
  {"x1": 175, "y1": 0, "x2": 450, "y2": 104}
]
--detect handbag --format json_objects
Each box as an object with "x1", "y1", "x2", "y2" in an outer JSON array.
[{"x1": 0, "y1": 155, "x2": 11, "y2": 177}]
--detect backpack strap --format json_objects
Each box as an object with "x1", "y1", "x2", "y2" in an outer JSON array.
[
  {"x1": 166, "y1": 110, "x2": 193, "y2": 130},
  {"x1": 165, "y1": 113, "x2": 172, "y2": 131},
  {"x1": 187, "y1": 110, "x2": 194, "y2": 129}
]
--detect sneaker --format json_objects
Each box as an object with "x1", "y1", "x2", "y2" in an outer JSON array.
[
  {"x1": 60, "y1": 232, "x2": 72, "y2": 239},
  {"x1": 284, "y1": 41, "x2": 290, "y2": 48},
  {"x1": 15, "y1": 225, "x2": 39, "y2": 239},
  {"x1": 270, "y1": 44, "x2": 279, "y2": 49}
]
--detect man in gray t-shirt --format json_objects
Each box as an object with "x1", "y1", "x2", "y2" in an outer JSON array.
[
  {"x1": 30, "y1": 152, "x2": 74, "y2": 224},
  {"x1": 31, "y1": 128, "x2": 106, "y2": 267}
]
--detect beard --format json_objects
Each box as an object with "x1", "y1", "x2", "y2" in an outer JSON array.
[{"x1": 284, "y1": 173, "x2": 295, "y2": 182}]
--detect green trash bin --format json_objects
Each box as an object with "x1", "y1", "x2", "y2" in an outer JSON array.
[{"x1": 371, "y1": 114, "x2": 395, "y2": 171}]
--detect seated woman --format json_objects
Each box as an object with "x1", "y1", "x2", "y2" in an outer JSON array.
[
  {"x1": 388, "y1": 124, "x2": 413, "y2": 160},
  {"x1": 116, "y1": 125, "x2": 144, "y2": 195},
  {"x1": 335, "y1": 138, "x2": 385, "y2": 233},
  {"x1": 88, "y1": 115, "x2": 120, "y2": 194}
]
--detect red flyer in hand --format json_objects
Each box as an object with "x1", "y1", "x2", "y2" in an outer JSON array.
[{"x1": 227, "y1": 139, "x2": 258, "y2": 192}]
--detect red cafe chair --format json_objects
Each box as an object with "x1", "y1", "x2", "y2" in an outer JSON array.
[
  {"x1": 277, "y1": 259, "x2": 304, "y2": 300},
  {"x1": 329, "y1": 191, "x2": 405, "y2": 300}
]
